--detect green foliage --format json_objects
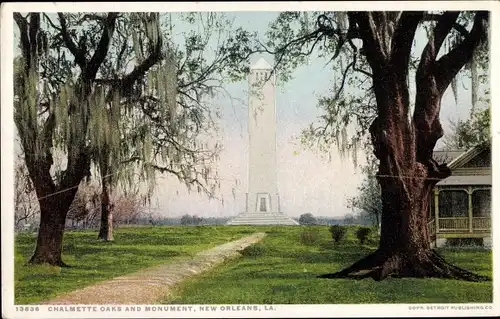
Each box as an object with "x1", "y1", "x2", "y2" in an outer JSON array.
[
  {"x1": 264, "y1": 11, "x2": 375, "y2": 162},
  {"x1": 299, "y1": 230, "x2": 321, "y2": 246},
  {"x1": 262, "y1": 12, "x2": 489, "y2": 166},
  {"x1": 445, "y1": 106, "x2": 491, "y2": 150},
  {"x1": 355, "y1": 227, "x2": 372, "y2": 245},
  {"x1": 13, "y1": 13, "x2": 172, "y2": 205},
  {"x1": 180, "y1": 214, "x2": 203, "y2": 226},
  {"x1": 446, "y1": 238, "x2": 485, "y2": 248},
  {"x1": 329, "y1": 225, "x2": 347, "y2": 243},
  {"x1": 14, "y1": 225, "x2": 257, "y2": 304},
  {"x1": 239, "y1": 243, "x2": 267, "y2": 258},
  {"x1": 346, "y1": 159, "x2": 382, "y2": 229},
  {"x1": 164, "y1": 226, "x2": 492, "y2": 304},
  {"x1": 12, "y1": 225, "x2": 493, "y2": 304},
  {"x1": 13, "y1": 13, "x2": 260, "y2": 256},
  {"x1": 298, "y1": 213, "x2": 317, "y2": 225}
]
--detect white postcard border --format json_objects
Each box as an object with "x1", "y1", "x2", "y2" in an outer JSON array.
[{"x1": 2, "y1": 2, "x2": 499, "y2": 318}]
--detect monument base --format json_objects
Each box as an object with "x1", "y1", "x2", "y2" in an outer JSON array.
[{"x1": 226, "y1": 212, "x2": 299, "y2": 226}]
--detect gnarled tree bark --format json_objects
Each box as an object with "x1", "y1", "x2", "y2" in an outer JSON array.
[
  {"x1": 318, "y1": 11, "x2": 490, "y2": 281},
  {"x1": 14, "y1": 12, "x2": 129, "y2": 265}
]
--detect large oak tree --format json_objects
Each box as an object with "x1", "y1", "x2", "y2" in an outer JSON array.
[
  {"x1": 261, "y1": 11, "x2": 490, "y2": 281},
  {"x1": 13, "y1": 12, "x2": 253, "y2": 265}
]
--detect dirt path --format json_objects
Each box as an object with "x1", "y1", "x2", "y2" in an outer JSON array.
[{"x1": 42, "y1": 232, "x2": 266, "y2": 305}]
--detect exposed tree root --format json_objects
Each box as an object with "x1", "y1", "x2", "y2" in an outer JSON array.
[
  {"x1": 28, "y1": 256, "x2": 71, "y2": 268},
  {"x1": 318, "y1": 249, "x2": 490, "y2": 282}
]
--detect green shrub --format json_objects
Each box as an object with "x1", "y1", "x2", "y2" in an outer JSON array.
[
  {"x1": 298, "y1": 213, "x2": 318, "y2": 225},
  {"x1": 299, "y1": 230, "x2": 321, "y2": 246},
  {"x1": 239, "y1": 243, "x2": 267, "y2": 258},
  {"x1": 446, "y1": 238, "x2": 484, "y2": 248},
  {"x1": 355, "y1": 227, "x2": 372, "y2": 244},
  {"x1": 328, "y1": 225, "x2": 347, "y2": 243}
]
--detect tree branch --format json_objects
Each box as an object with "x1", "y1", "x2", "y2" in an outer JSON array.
[
  {"x1": 435, "y1": 11, "x2": 488, "y2": 93},
  {"x1": 87, "y1": 13, "x2": 119, "y2": 79},
  {"x1": 390, "y1": 12, "x2": 424, "y2": 77},
  {"x1": 417, "y1": 11, "x2": 460, "y2": 80},
  {"x1": 423, "y1": 13, "x2": 471, "y2": 38},
  {"x1": 334, "y1": 55, "x2": 356, "y2": 99},
  {"x1": 58, "y1": 13, "x2": 88, "y2": 70},
  {"x1": 28, "y1": 13, "x2": 40, "y2": 63},
  {"x1": 43, "y1": 13, "x2": 61, "y2": 31},
  {"x1": 79, "y1": 13, "x2": 107, "y2": 23},
  {"x1": 119, "y1": 34, "x2": 163, "y2": 97},
  {"x1": 13, "y1": 13, "x2": 31, "y2": 70},
  {"x1": 116, "y1": 38, "x2": 129, "y2": 71},
  {"x1": 348, "y1": 12, "x2": 387, "y2": 70}
]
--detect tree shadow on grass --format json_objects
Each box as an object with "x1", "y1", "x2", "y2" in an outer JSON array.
[
  {"x1": 65, "y1": 245, "x2": 185, "y2": 260},
  {"x1": 21, "y1": 269, "x2": 113, "y2": 282},
  {"x1": 252, "y1": 240, "x2": 375, "y2": 265},
  {"x1": 318, "y1": 240, "x2": 376, "y2": 252},
  {"x1": 111, "y1": 233, "x2": 195, "y2": 246},
  {"x1": 294, "y1": 250, "x2": 373, "y2": 264},
  {"x1": 221, "y1": 269, "x2": 312, "y2": 281}
]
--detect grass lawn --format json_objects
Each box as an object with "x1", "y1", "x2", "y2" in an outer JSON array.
[
  {"x1": 14, "y1": 225, "x2": 257, "y2": 304},
  {"x1": 163, "y1": 226, "x2": 493, "y2": 304}
]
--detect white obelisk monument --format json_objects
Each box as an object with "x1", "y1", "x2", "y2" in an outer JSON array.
[{"x1": 227, "y1": 58, "x2": 298, "y2": 225}]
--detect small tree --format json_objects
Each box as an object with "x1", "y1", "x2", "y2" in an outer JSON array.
[
  {"x1": 343, "y1": 213, "x2": 356, "y2": 225},
  {"x1": 14, "y1": 156, "x2": 39, "y2": 230},
  {"x1": 443, "y1": 105, "x2": 490, "y2": 150},
  {"x1": 329, "y1": 225, "x2": 347, "y2": 243},
  {"x1": 112, "y1": 193, "x2": 144, "y2": 226},
  {"x1": 355, "y1": 227, "x2": 372, "y2": 245},
  {"x1": 299, "y1": 213, "x2": 318, "y2": 225},
  {"x1": 180, "y1": 214, "x2": 193, "y2": 225},
  {"x1": 191, "y1": 215, "x2": 203, "y2": 225},
  {"x1": 67, "y1": 182, "x2": 100, "y2": 229},
  {"x1": 347, "y1": 159, "x2": 382, "y2": 231}
]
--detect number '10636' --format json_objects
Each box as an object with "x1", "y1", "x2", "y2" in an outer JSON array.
[{"x1": 16, "y1": 307, "x2": 40, "y2": 312}]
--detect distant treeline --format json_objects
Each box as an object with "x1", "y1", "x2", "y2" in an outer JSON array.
[
  {"x1": 133, "y1": 213, "x2": 373, "y2": 227},
  {"x1": 316, "y1": 215, "x2": 373, "y2": 226},
  {"x1": 135, "y1": 215, "x2": 232, "y2": 226}
]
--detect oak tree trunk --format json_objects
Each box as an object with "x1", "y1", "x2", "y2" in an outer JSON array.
[
  {"x1": 28, "y1": 191, "x2": 76, "y2": 266},
  {"x1": 97, "y1": 178, "x2": 114, "y2": 241},
  {"x1": 319, "y1": 65, "x2": 489, "y2": 282},
  {"x1": 97, "y1": 151, "x2": 114, "y2": 241}
]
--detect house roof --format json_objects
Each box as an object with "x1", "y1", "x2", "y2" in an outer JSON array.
[
  {"x1": 251, "y1": 57, "x2": 272, "y2": 70},
  {"x1": 437, "y1": 174, "x2": 491, "y2": 186},
  {"x1": 435, "y1": 143, "x2": 491, "y2": 186},
  {"x1": 433, "y1": 150, "x2": 465, "y2": 164},
  {"x1": 447, "y1": 143, "x2": 490, "y2": 170}
]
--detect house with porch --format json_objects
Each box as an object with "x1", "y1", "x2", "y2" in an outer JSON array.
[{"x1": 428, "y1": 142, "x2": 492, "y2": 248}]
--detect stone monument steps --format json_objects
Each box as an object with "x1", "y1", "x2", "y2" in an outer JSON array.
[
  {"x1": 227, "y1": 213, "x2": 298, "y2": 225},
  {"x1": 227, "y1": 220, "x2": 297, "y2": 225}
]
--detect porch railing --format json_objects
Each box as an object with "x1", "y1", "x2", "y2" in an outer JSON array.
[
  {"x1": 472, "y1": 217, "x2": 491, "y2": 231},
  {"x1": 438, "y1": 217, "x2": 469, "y2": 231},
  {"x1": 435, "y1": 217, "x2": 491, "y2": 233}
]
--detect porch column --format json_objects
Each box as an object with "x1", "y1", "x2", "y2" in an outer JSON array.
[
  {"x1": 434, "y1": 188, "x2": 439, "y2": 233},
  {"x1": 468, "y1": 186, "x2": 473, "y2": 233}
]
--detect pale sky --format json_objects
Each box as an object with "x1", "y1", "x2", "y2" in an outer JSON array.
[
  {"x1": 148, "y1": 12, "x2": 485, "y2": 218},
  {"x1": 11, "y1": 11, "x2": 486, "y2": 219}
]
